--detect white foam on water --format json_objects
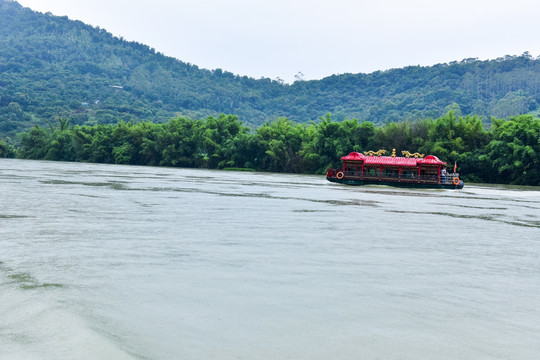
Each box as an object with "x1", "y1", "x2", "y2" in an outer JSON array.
[{"x1": 0, "y1": 277, "x2": 134, "y2": 360}]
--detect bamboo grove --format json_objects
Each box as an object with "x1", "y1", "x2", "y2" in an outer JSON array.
[{"x1": 1, "y1": 112, "x2": 538, "y2": 186}]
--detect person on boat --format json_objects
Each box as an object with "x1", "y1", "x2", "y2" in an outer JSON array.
[{"x1": 441, "y1": 167, "x2": 447, "y2": 183}]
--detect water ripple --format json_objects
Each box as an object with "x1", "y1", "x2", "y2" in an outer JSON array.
[
  {"x1": 0, "y1": 262, "x2": 63, "y2": 290},
  {"x1": 385, "y1": 209, "x2": 540, "y2": 228}
]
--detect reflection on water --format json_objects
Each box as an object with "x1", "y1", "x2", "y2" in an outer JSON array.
[{"x1": 1, "y1": 158, "x2": 539, "y2": 360}]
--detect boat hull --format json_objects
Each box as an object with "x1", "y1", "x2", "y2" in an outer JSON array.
[{"x1": 327, "y1": 177, "x2": 464, "y2": 189}]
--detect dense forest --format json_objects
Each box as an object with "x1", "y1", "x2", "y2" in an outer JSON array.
[
  {"x1": 2, "y1": 0, "x2": 540, "y2": 140},
  {"x1": 2, "y1": 113, "x2": 538, "y2": 185},
  {"x1": 1, "y1": 0, "x2": 539, "y2": 186}
]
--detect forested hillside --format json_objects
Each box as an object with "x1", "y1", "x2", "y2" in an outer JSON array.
[{"x1": 1, "y1": 0, "x2": 540, "y2": 139}]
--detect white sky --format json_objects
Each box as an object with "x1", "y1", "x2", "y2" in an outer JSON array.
[{"x1": 15, "y1": 0, "x2": 540, "y2": 83}]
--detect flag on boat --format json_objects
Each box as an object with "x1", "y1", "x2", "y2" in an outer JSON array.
[{"x1": 454, "y1": 161, "x2": 457, "y2": 173}]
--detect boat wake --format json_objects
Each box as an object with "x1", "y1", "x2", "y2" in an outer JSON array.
[{"x1": 0, "y1": 263, "x2": 134, "y2": 360}]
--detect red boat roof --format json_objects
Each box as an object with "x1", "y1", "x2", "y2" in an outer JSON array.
[{"x1": 340, "y1": 152, "x2": 446, "y2": 166}]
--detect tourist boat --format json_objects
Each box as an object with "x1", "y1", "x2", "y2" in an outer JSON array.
[{"x1": 326, "y1": 149, "x2": 464, "y2": 189}]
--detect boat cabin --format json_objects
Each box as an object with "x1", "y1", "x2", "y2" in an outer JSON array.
[{"x1": 326, "y1": 150, "x2": 463, "y2": 188}]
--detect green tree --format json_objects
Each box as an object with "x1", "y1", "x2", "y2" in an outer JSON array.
[
  {"x1": 484, "y1": 115, "x2": 540, "y2": 185},
  {"x1": 302, "y1": 114, "x2": 376, "y2": 173},
  {"x1": 44, "y1": 129, "x2": 76, "y2": 161},
  {"x1": 17, "y1": 126, "x2": 50, "y2": 159},
  {"x1": 194, "y1": 114, "x2": 247, "y2": 168},
  {"x1": 254, "y1": 117, "x2": 307, "y2": 173},
  {"x1": 159, "y1": 117, "x2": 198, "y2": 167},
  {"x1": 0, "y1": 138, "x2": 15, "y2": 158}
]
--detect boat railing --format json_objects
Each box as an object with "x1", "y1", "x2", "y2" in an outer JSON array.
[
  {"x1": 418, "y1": 174, "x2": 439, "y2": 182},
  {"x1": 441, "y1": 173, "x2": 460, "y2": 184},
  {"x1": 337, "y1": 170, "x2": 460, "y2": 184},
  {"x1": 344, "y1": 170, "x2": 363, "y2": 177},
  {"x1": 380, "y1": 173, "x2": 401, "y2": 180}
]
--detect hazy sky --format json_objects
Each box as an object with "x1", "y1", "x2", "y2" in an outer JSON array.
[{"x1": 16, "y1": 0, "x2": 540, "y2": 83}]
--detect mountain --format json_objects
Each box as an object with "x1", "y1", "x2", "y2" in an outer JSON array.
[{"x1": 1, "y1": 0, "x2": 540, "y2": 138}]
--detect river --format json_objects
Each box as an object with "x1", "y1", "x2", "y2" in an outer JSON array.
[{"x1": 1, "y1": 158, "x2": 539, "y2": 359}]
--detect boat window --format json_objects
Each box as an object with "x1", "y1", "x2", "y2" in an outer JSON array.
[
  {"x1": 420, "y1": 167, "x2": 439, "y2": 181},
  {"x1": 381, "y1": 167, "x2": 399, "y2": 178},
  {"x1": 363, "y1": 166, "x2": 380, "y2": 177},
  {"x1": 345, "y1": 164, "x2": 361, "y2": 176},
  {"x1": 401, "y1": 167, "x2": 417, "y2": 179}
]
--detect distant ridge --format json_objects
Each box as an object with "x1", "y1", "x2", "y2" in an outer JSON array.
[{"x1": 1, "y1": 0, "x2": 539, "y2": 137}]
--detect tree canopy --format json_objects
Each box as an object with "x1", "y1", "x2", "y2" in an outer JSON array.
[{"x1": 12, "y1": 113, "x2": 540, "y2": 186}]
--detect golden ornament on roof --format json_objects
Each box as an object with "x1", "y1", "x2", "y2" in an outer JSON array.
[
  {"x1": 364, "y1": 149, "x2": 386, "y2": 157},
  {"x1": 401, "y1": 150, "x2": 424, "y2": 158}
]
